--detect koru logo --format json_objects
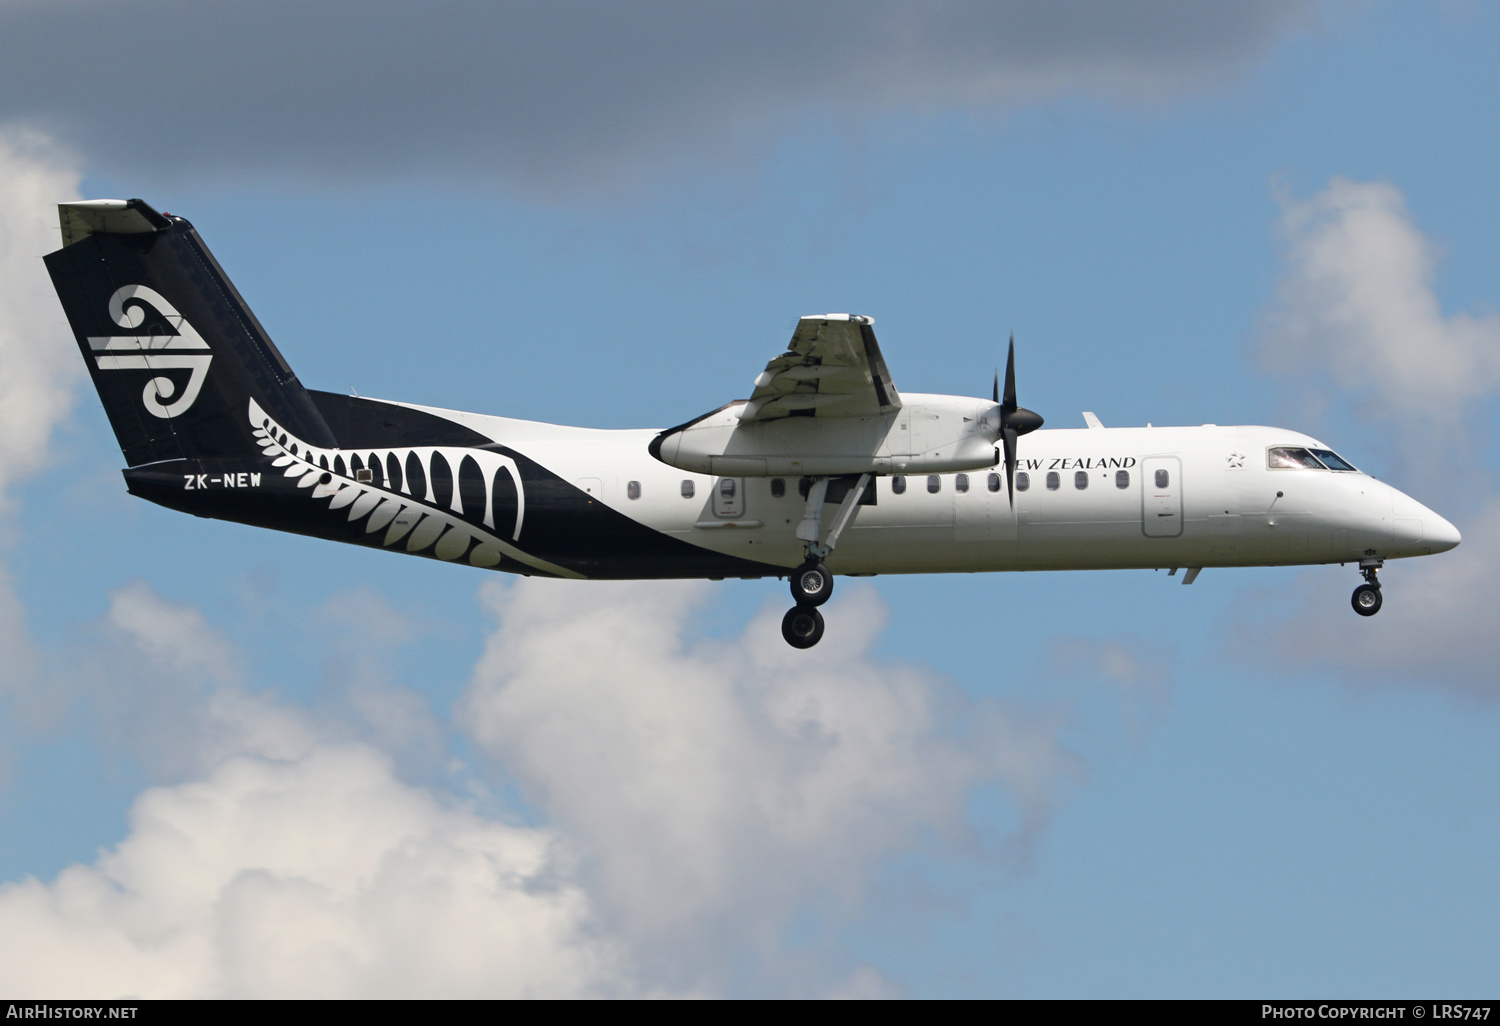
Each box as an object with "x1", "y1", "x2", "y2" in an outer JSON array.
[{"x1": 87, "y1": 285, "x2": 212, "y2": 419}]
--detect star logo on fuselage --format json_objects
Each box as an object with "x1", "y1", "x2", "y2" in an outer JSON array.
[{"x1": 1226, "y1": 452, "x2": 1246, "y2": 469}]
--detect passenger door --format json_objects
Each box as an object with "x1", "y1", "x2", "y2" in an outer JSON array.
[{"x1": 1141, "y1": 457, "x2": 1182, "y2": 537}]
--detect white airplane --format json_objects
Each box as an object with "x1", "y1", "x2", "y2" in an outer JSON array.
[{"x1": 46, "y1": 199, "x2": 1461, "y2": 647}]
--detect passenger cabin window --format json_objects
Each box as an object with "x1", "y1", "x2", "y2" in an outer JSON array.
[
  {"x1": 681, "y1": 480, "x2": 695, "y2": 498},
  {"x1": 1016, "y1": 472, "x2": 1029, "y2": 492},
  {"x1": 989, "y1": 472, "x2": 1003, "y2": 492},
  {"x1": 1267, "y1": 447, "x2": 1326, "y2": 470},
  {"x1": 892, "y1": 476, "x2": 907, "y2": 495},
  {"x1": 1116, "y1": 469, "x2": 1130, "y2": 489},
  {"x1": 770, "y1": 478, "x2": 785, "y2": 498},
  {"x1": 1154, "y1": 469, "x2": 1169, "y2": 489},
  {"x1": 927, "y1": 475, "x2": 941, "y2": 494},
  {"x1": 627, "y1": 480, "x2": 641, "y2": 500},
  {"x1": 955, "y1": 473, "x2": 969, "y2": 493},
  {"x1": 1074, "y1": 470, "x2": 1088, "y2": 490},
  {"x1": 1046, "y1": 471, "x2": 1060, "y2": 491},
  {"x1": 719, "y1": 478, "x2": 736, "y2": 499}
]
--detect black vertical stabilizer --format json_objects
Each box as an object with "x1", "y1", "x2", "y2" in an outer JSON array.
[{"x1": 45, "y1": 199, "x2": 336, "y2": 466}]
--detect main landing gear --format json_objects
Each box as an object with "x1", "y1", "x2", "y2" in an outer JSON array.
[
  {"x1": 780, "y1": 474, "x2": 870, "y2": 649},
  {"x1": 782, "y1": 558, "x2": 835, "y2": 649},
  {"x1": 781, "y1": 583, "x2": 828, "y2": 649},
  {"x1": 1351, "y1": 557, "x2": 1383, "y2": 617}
]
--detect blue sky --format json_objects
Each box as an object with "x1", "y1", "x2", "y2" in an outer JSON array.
[{"x1": 0, "y1": 1, "x2": 1497, "y2": 998}]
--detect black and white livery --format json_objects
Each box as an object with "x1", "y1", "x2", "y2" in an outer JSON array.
[{"x1": 46, "y1": 199, "x2": 1461, "y2": 647}]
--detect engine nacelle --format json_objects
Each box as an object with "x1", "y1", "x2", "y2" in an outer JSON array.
[{"x1": 649, "y1": 393, "x2": 1000, "y2": 477}]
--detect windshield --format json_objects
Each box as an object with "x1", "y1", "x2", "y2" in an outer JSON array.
[
  {"x1": 1267, "y1": 446, "x2": 1326, "y2": 469},
  {"x1": 1309, "y1": 448, "x2": 1358, "y2": 471}
]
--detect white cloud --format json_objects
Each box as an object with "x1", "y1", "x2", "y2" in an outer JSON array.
[
  {"x1": 70, "y1": 583, "x2": 441, "y2": 782},
  {"x1": 1253, "y1": 177, "x2": 1500, "y2": 694},
  {"x1": 0, "y1": 743, "x2": 629, "y2": 998},
  {"x1": 6, "y1": 585, "x2": 621, "y2": 999},
  {"x1": 85, "y1": 581, "x2": 318, "y2": 777},
  {"x1": 0, "y1": 128, "x2": 80, "y2": 770},
  {"x1": 0, "y1": 578, "x2": 1083, "y2": 997},
  {"x1": 1260, "y1": 177, "x2": 1500, "y2": 496},
  {"x1": 0, "y1": 585, "x2": 633, "y2": 996},
  {"x1": 0, "y1": 127, "x2": 81, "y2": 503},
  {"x1": 1264, "y1": 177, "x2": 1500, "y2": 410},
  {"x1": 462, "y1": 578, "x2": 1080, "y2": 988},
  {"x1": 104, "y1": 580, "x2": 239, "y2": 685}
]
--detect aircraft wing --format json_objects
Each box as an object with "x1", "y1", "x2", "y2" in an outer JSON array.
[{"x1": 739, "y1": 314, "x2": 902, "y2": 422}]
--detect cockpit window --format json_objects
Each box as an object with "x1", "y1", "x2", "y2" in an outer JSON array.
[
  {"x1": 1267, "y1": 447, "x2": 1326, "y2": 470},
  {"x1": 1309, "y1": 448, "x2": 1358, "y2": 472}
]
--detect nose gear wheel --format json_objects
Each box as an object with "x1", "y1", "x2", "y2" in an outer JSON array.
[{"x1": 1351, "y1": 583, "x2": 1382, "y2": 616}]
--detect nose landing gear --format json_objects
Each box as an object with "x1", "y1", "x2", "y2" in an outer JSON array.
[{"x1": 1351, "y1": 558, "x2": 1383, "y2": 617}]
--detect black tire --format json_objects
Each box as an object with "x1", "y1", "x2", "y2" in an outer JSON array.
[
  {"x1": 789, "y1": 561, "x2": 833, "y2": 607},
  {"x1": 781, "y1": 605, "x2": 825, "y2": 649},
  {"x1": 1351, "y1": 583, "x2": 1383, "y2": 617}
]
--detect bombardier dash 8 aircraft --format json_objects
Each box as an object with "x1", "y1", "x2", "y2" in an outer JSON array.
[{"x1": 46, "y1": 199, "x2": 1461, "y2": 648}]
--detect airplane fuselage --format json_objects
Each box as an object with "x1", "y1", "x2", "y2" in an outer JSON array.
[{"x1": 123, "y1": 392, "x2": 1458, "y2": 581}]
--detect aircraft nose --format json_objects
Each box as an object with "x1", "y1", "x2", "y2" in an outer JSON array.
[
  {"x1": 1388, "y1": 485, "x2": 1462, "y2": 555},
  {"x1": 1427, "y1": 511, "x2": 1462, "y2": 553}
]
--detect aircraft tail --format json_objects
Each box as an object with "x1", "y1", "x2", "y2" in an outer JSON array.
[{"x1": 44, "y1": 199, "x2": 336, "y2": 466}]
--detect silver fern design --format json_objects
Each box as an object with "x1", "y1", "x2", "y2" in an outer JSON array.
[{"x1": 248, "y1": 399, "x2": 581, "y2": 578}]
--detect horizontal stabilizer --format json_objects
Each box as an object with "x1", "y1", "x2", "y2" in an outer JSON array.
[{"x1": 58, "y1": 199, "x2": 170, "y2": 247}]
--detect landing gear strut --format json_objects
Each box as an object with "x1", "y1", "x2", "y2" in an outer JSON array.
[
  {"x1": 780, "y1": 473, "x2": 870, "y2": 648},
  {"x1": 1351, "y1": 558, "x2": 1383, "y2": 617}
]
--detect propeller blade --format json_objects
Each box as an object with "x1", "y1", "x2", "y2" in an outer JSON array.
[
  {"x1": 1002, "y1": 336, "x2": 1017, "y2": 414},
  {"x1": 991, "y1": 336, "x2": 1041, "y2": 508},
  {"x1": 1003, "y1": 427, "x2": 1018, "y2": 509}
]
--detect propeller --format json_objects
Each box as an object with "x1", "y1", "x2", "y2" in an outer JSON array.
[{"x1": 994, "y1": 335, "x2": 1043, "y2": 508}]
